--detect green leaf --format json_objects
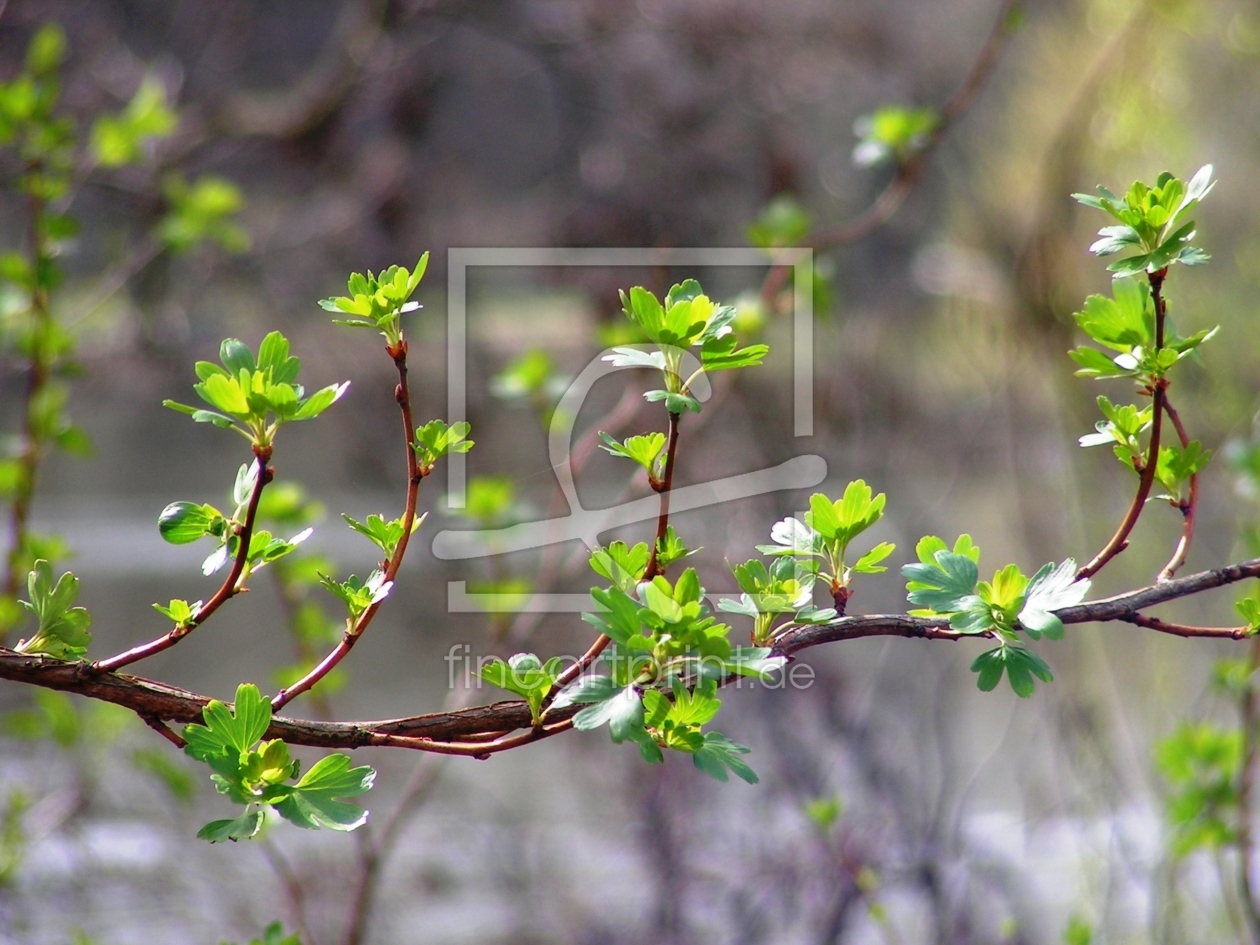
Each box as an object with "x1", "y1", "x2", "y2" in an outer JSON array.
[
  {"x1": 699, "y1": 335, "x2": 769, "y2": 372},
  {"x1": 197, "y1": 810, "x2": 263, "y2": 843},
  {"x1": 573, "y1": 685, "x2": 643, "y2": 742},
  {"x1": 182, "y1": 683, "x2": 272, "y2": 760},
  {"x1": 1018, "y1": 560, "x2": 1089, "y2": 640},
  {"x1": 643, "y1": 389, "x2": 701, "y2": 414},
  {"x1": 413, "y1": 419, "x2": 474, "y2": 472},
  {"x1": 589, "y1": 541, "x2": 650, "y2": 593},
  {"x1": 153, "y1": 598, "x2": 199, "y2": 627},
  {"x1": 1073, "y1": 277, "x2": 1153, "y2": 352},
  {"x1": 654, "y1": 525, "x2": 697, "y2": 571},
  {"x1": 746, "y1": 195, "x2": 813, "y2": 247},
  {"x1": 902, "y1": 551, "x2": 979, "y2": 613},
  {"x1": 599, "y1": 431, "x2": 666, "y2": 474},
  {"x1": 14, "y1": 561, "x2": 91, "y2": 660},
  {"x1": 158, "y1": 501, "x2": 223, "y2": 544},
  {"x1": 692, "y1": 731, "x2": 758, "y2": 783},
  {"x1": 853, "y1": 541, "x2": 896, "y2": 574},
  {"x1": 552, "y1": 674, "x2": 621, "y2": 710},
  {"x1": 970, "y1": 645, "x2": 1053, "y2": 697},
  {"x1": 272, "y1": 753, "x2": 375, "y2": 831},
  {"x1": 852, "y1": 105, "x2": 937, "y2": 167}
]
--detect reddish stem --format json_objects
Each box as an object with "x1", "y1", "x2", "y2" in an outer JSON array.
[
  {"x1": 644, "y1": 411, "x2": 681, "y2": 580},
  {"x1": 271, "y1": 342, "x2": 420, "y2": 711},
  {"x1": 1157, "y1": 395, "x2": 1197, "y2": 582},
  {"x1": 1118, "y1": 613, "x2": 1251, "y2": 640},
  {"x1": 549, "y1": 411, "x2": 682, "y2": 698},
  {"x1": 369, "y1": 718, "x2": 574, "y2": 757},
  {"x1": 1077, "y1": 269, "x2": 1170, "y2": 580},
  {"x1": 93, "y1": 448, "x2": 274, "y2": 673}
]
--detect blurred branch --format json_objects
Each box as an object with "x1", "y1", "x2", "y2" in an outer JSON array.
[
  {"x1": 811, "y1": 0, "x2": 1021, "y2": 249},
  {"x1": 1238, "y1": 636, "x2": 1260, "y2": 941},
  {"x1": 272, "y1": 341, "x2": 422, "y2": 711},
  {"x1": 216, "y1": 1, "x2": 386, "y2": 139}
]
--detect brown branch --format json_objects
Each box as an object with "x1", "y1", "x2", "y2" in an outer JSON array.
[
  {"x1": 1115, "y1": 613, "x2": 1250, "y2": 640},
  {"x1": 272, "y1": 342, "x2": 420, "y2": 711},
  {"x1": 1078, "y1": 269, "x2": 1171, "y2": 580},
  {"x1": 140, "y1": 713, "x2": 187, "y2": 749},
  {"x1": 1157, "y1": 395, "x2": 1198, "y2": 582},
  {"x1": 7, "y1": 558, "x2": 1260, "y2": 756},
  {"x1": 92, "y1": 448, "x2": 274, "y2": 673}
]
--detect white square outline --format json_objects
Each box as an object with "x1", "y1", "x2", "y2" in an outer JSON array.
[
  {"x1": 443, "y1": 247, "x2": 814, "y2": 612},
  {"x1": 446, "y1": 246, "x2": 813, "y2": 506}
]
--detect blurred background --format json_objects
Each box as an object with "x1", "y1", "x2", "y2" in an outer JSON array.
[{"x1": 2, "y1": 0, "x2": 1260, "y2": 942}]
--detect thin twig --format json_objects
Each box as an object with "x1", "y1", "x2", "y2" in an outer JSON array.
[
  {"x1": 272, "y1": 342, "x2": 421, "y2": 711},
  {"x1": 259, "y1": 837, "x2": 318, "y2": 945},
  {"x1": 1116, "y1": 613, "x2": 1250, "y2": 640},
  {"x1": 548, "y1": 409, "x2": 683, "y2": 699},
  {"x1": 810, "y1": 0, "x2": 1020, "y2": 250},
  {"x1": 140, "y1": 713, "x2": 187, "y2": 749},
  {"x1": 92, "y1": 448, "x2": 274, "y2": 673},
  {"x1": 1158, "y1": 395, "x2": 1198, "y2": 582},
  {"x1": 344, "y1": 757, "x2": 446, "y2": 945},
  {"x1": 1078, "y1": 269, "x2": 1170, "y2": 580}
]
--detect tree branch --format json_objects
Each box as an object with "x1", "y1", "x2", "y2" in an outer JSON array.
[
  {"x1": 271, "y1": 342, "x2": 421, "y2": 711},
  {"x1": 1158, "y1": 394, "x2": 1198, "y2": 582},
  {"x1": 1078, "y1": 268, "x2": 1170, "y2": 580},
  {"x1": 92, "y1": 447, "x2": 274, "y2": 673},
  {"x1": 810, "y1": 0, "x2": 1020, "y2": 250},
  {"x1": 6, "y1": 557, "x2": 1260, "y2": 755}
]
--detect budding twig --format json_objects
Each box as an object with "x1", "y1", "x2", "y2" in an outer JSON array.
[
  {"x1": 92, "y1": 448, "x2": 274, "y2": 673},
  {"x1": 1078, "y1": 269, "x2": 1171, "y2": 580},
  {"x1": 271, "y1": 341, "x2": 421, "y2": 711}
]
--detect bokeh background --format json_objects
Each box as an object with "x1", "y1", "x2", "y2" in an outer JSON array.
[{"x1": 3, "y1": 0, "x2": 1260, "y2": 942}]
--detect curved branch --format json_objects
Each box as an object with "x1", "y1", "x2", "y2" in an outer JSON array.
[
  {"x1": 810, "y1": 0, "x2": 1020, "y2": 250},
  {"x1": 1157, "y1": 395, "x2": 1198, "y2": 582},
  {"x1": 1078, "y1": 269, "x2": 1171, "y2": 581},
  {"x1": 93, "y1": 448, "x2": 274, "y2": 673},
  {"x1": 272, "y1": 342, "x2": 421, "y2": 711},
  {"x1": 5, "y1": 557, "x2": 1260, "y2": 756}
]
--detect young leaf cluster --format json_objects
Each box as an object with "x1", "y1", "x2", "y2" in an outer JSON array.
[
  {"x1": 550, "y1": 566, "x2": 778, "y2": 782},
  {"x1": 1156, "y1": 722, "x2": 1241, "y2": 857},
  {"x1": 758, "y1": 482, "x2": 895, "y2": 603},
  {"x1": 852, "y1": 105, "x2": 937, "y2": 168},
  {"x1": 165, "y1": 333, "x2": 349, "y2": 448},
  {"x1": 412, "y1": 419, "x2": 473, "y2": 476},
  {"x1": 719, "y1": 556, "x2": 834, "y2": 646},
  {"x1": 319, "y1": 254, "x2": 429, "y2": 347},
  {"x1": 1073, "y1": 165, "x2": 1215, "y2": 275},
  {"x1": 607, "y1": 279, "x2": 768, "y2": 416},
  {"x1": 477, "y1": 653, "x2": 564, "y2": 724},
  {"x1": 157, "y1": 462, "x2": 311, "y2": 580},
  {"x1": 902, "y1": 537, "x2": 1089, "y2": 697},
  {"x1": 1069, "y1": 276, "x2": 1216, "y2": 383},
  {"x1": 13, "y1": 560, "x2": 90, "y2": 660},
  {"x1": 342, "y1": 511, "x2": 425, "y2": 562},
  {"x1": 182, "y1": 684, "x2": 375, "y2": 842}
]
